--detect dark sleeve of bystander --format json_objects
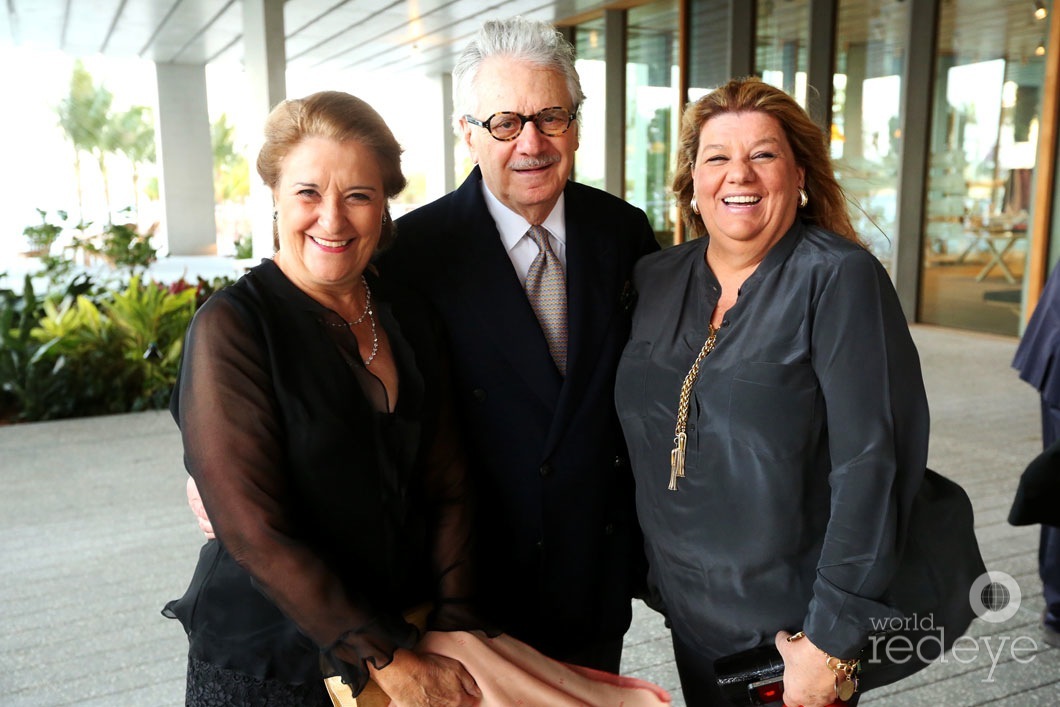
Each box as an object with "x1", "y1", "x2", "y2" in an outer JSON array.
[{"x1": 1009, "y1": 439, "x2": 1060, "y2": 527}]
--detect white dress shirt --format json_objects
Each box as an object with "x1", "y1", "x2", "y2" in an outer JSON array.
[{"x1": 481, "y1": 182, "x2": 567, "y2": 284}]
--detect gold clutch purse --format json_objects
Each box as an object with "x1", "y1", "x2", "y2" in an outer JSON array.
[{"x1": 323, "y1": 604, "x2": 432, "y2": 707}]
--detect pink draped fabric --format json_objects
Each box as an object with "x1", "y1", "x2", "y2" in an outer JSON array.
[
  {"x1": 412, "y1": 631, "x2": 671, "y2": 706},
  {"x1": 327, "y1": 630, "x2": 672, "y2": 707}
]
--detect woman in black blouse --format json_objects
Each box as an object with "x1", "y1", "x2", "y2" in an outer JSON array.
[
  {"x1": 615, "y1": 78, "x2": 930, "y2": 706},
  {"x1": 164, "y1": 91, "x2": 481, "y2": 707}
]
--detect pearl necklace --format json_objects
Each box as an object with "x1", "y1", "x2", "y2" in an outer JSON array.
[{"x1": 324, "y1": 275, "x2": 379, "y2": 366}]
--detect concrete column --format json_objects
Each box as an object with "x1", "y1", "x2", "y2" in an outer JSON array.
[
  {"x1": 242, "y1": 0, "x2": 287, "y2": 260},
  {"x1": 154, "y1": 62, "x2": 216, "y2": 256},
  {"x1": 604, "y1": 9, "x2": 627, "y2": 199},
  {"x1": 442, "y1": 72, "x2": 456, "y2": 195}
]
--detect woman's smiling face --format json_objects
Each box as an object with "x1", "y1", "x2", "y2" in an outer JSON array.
[
  {"x1": 272, "y1": 136, "x2": 385, "y2": 298},
  {"x1": 692, "y1": 111, "x2": 805, "y2": 249}
]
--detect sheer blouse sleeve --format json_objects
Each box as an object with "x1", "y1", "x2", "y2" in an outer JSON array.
[{"x1": 172, "y1": 293, "x2": 418, "y2": 694}]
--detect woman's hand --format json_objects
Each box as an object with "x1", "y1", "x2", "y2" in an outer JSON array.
[
  {"x1": 369, "y1": 648, "x2": 481, "y2": 706},
  {"x1": 774, "y1": 630, "x2": 844, "y2": 707}
]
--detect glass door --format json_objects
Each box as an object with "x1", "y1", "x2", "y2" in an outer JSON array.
[
  {"x1": 626, "y1": 0, "x2": 680, "y2": 247},
  {"x1": 918, "y1": 0, "x2": 1051, "y2": 335},
  {"x1": 756, "y1": 0, "x2": 810, "y2": 107},
  {"x1": 573, "y1": 19, "x2": 607, "y2": 192},
  {"x1": 832, "y1": 0, "x2": 911, "y2": 271}
]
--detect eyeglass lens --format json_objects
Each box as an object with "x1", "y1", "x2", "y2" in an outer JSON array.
[{"x1": 487, "y1": 107, "x2": 572, "y2": 140}]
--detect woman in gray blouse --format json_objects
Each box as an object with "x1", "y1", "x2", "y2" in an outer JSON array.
[{"x1": 615, "y1": 78, "x2": 929, "y2": 706}]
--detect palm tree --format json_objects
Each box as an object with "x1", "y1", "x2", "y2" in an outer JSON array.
[
  {"x1": 211, "y1": 113, "x2": 251, "y2": 255},
  {"x1": 55, "y1": 61, "x2": 113, "y2": 222},
  {"x1": 211, "y1": 113, "x2": 250, "y2": 203},
  {"x1": 109, "y1": 106, "x2": 156, "y2": 218}
]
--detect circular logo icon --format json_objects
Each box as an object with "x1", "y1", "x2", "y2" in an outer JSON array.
[{"x1": 969, "y1": 570, "x2": 1021, "y2": 623}]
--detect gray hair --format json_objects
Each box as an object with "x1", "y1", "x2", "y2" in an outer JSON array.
[{"x1": 451, "y1": 16, "x2": 585, "y2": 132}]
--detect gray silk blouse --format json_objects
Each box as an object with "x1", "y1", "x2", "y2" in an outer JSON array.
[{"x1": 615, "y1": 220, "x2": 930, "y2": 672}]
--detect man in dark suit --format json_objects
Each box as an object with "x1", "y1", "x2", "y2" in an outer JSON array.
[
  {"x1": 1012, "y1": 265, "x2": 1060, "y2": 648},
  {"x1": 379, "y1": 17, "x2": 659, "y2": 672}
]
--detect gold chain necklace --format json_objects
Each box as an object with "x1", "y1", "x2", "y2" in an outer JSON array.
[{"x1": 669, "y1": 324, "x2": 718, "y2": 491}]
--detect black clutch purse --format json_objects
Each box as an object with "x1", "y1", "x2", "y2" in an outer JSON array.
[{"x1": 713, "y1": 644, "x2": 786, "y2": 706}]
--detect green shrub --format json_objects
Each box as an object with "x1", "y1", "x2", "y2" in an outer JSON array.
[
  {"x1": 22, "y1": 208, "x2": 63, "y2": 255},
  {"x1": 80, "y1": 220, "x2": 158, "y2": 275},
  {"x1": 107, "y1": 276, "x2": 198, "y2": 409},
  {"x1": 235, "y1": 234, "x2": 253, "y2": 260},
  {"x1": 2, "y1": 212, "x2": 234, "y2": 422},
  {"x1": 22, "y1": 209, "x2": 79, "y2": 287},
  {"x1": 0, "y1": 275, "x2": 97, "y2": 421},
  {"x1": 31, "y1": 276, "x2": 197, "y2": 415}
]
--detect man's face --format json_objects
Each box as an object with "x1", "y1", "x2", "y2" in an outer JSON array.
[{"x1": 461, "y1": 56, "x2": 579, "y2": 225}]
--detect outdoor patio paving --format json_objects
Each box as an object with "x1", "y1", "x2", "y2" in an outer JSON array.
[{"x1": 1, "y1": 324, "x2": 1058, "y2": 705}]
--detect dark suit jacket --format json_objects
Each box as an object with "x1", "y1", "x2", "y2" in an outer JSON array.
[
  {"x1": 378, "y1": 167, "x2": 659, "y2": 656},
  {"x1": 1014, "y1": 263, "x2": 1060, "y2": 409},
  {"x1": 1010, "y1": 439, "x2": 1060, "y2": 526},
  {"x1": 1012, "y1": 265, "x2": 1060, "y2": 526}
]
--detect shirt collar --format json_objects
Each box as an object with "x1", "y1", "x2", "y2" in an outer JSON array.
[{"x1": 480, "y1": 181, "x2": 567, "y2": 252}]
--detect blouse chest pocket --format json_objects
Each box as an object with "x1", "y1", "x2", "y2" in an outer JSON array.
[
  {"x1": 728, "y1": 361, "x2": 819, "y2": 460},
  {"x1": 615, "y1": 339, "x2": 654, "y2": 421}
]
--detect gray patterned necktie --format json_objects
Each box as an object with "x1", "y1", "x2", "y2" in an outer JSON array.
[{"x1": 524, "y1": 225, "x2": 568, "y2": 375}]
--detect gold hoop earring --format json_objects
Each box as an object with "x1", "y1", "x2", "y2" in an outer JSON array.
[
  {"x1": 690, "y1": 196, "x2": 700, "y2": 215},
  {"x1": 798, "y1": 187, "x2": 809, "y2": 208}
]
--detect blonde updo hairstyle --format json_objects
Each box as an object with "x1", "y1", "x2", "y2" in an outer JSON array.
[
  {"x1": 672, "y1": 77, "x2": 860, "y2": 245},
  {"x1": 257, "y1": 91, "x2": 407, "y2": 250}
]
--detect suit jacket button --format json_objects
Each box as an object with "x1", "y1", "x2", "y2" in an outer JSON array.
[
  {"x1": 539, "y1": 463, "x2": 553, "y2": 478},
  {"x1": 613, "y1": 455, "x2": 625, "y2": 468},
  {"x1": 604, "y1": 523, "x2": 615, "y2": 536},
  {"x1": 472, "y1": 388, "x2": 487, "y2": 402},
  {"x1": 535, "y1": 539, "x2": 544, "y2": 550}
]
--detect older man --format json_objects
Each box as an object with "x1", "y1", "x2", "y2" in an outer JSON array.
[
  {"x1": 379, "y1": 17, "x2": 659, "y2": 671},
  {"x1": 184, "y1": 16, "x2": 657, "y2": 672}
]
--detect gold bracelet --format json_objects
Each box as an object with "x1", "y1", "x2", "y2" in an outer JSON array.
[
  {"x1": 784, "y1": 631, "x2": 860, "y2": 701},
  {"x1": 825, "y1": 654, "x2": 860, "y2": 701}
]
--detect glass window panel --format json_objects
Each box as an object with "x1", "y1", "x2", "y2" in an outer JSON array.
[
  {"x1": 688, "y1": 0, "x2": 731, "y2": 96},
  {"x1": 833, "y1": 0, "x2": 911, "y2": 269},
  {"x1": 574, "y1": 20, "x2": 607, "y2": 191},
  {"x1": 626, "y1": 0, "x2": 680, "y2": 246},
  {"x1": 919, "y1": 0, "x2": 1050, "y2": 336},
  {"x1": 756, "y1": 0, "x2": 810, "y2": 107}
]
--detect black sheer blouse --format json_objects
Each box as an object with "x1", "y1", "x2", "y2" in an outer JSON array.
[{"x1": 164, "y1": 260, "x2": 476, "y2": 694}]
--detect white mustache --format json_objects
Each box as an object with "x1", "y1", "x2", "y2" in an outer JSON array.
[{"x1": 509, "y1": 155, "x2": 560, "y2": 170}]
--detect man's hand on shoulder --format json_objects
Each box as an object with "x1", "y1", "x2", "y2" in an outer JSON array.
[{"x1": 186, "y1": 477, "x2": 215, "y2": 540}]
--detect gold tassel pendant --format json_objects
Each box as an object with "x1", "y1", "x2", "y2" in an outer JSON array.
[
  {"x1": 669, "y1": 432, "x2": 687, "y2": 490},
  {"x1": 667, "y1": 324, "x2": 717, "y2": 492}
]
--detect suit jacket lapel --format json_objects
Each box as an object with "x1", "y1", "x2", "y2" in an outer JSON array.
[
  {"x1": 448, "y1": 170, "x2": 563, "y2": 410},
  {"x1": 545, "y1": 182, "x2": 619, "y2": 450}
]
